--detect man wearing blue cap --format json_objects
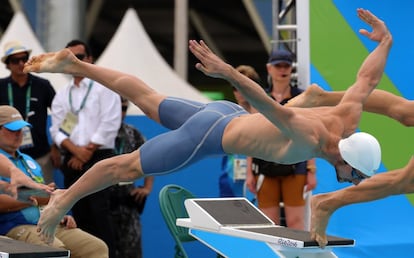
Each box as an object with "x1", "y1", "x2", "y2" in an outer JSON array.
[
  {"x1": 0, "y1": 105, "x2": 53, "y2": 196},
  {"x1": 0, "y1": 105, "x2": 31, "y2": 130}
]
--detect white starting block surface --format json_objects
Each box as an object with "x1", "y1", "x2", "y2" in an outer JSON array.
[
  {"x1": 0, "y1": 236, "x2": 70, "y2": 258},
  {"x1": 177, "y1": 198, "x2": 354, "y2": 258}
]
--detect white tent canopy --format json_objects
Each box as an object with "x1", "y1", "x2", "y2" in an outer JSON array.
[
  {"x1": 0, "y1": 12, "x2": 70, "y2": 90},
  {"x1": 0, "y1": 9, "x2": 210, "y2": 115},
  {"x1": 96, "y1": 8, "x2": 210, "y2": 115}
]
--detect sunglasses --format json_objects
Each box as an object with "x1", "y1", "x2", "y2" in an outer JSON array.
[
  {"x1": 75, "y1": 54, "x2": 86, "y2": 60},
  {"x1": 8, "y1": 56, "x2": 29, "y2": 65}
]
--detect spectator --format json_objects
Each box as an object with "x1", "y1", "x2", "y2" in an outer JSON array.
[
  {"x1": 218, "y1": 65, "x2": 259, "y2": 198},
  {"x1": 109, "y1": 97, "x2": 154, "y2": 258},
  {"x1": 49, "y1": 39, "x2": 121, "y2": 257},
  {"x1": 0, "y1": 41, "x2": 56, "y2": 184},
  {"x1": 0, "y1": 105, "x2": 108, "y2": 258},
  {"x1": 0, "y1": 154, "x2": 53, "y2": 197},
  {"x1": 242, "y1": 53, "x2": 316, "y2": 230}
]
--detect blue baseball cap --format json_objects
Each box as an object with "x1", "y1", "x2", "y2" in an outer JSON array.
[
  {"x1": 0, "y1": 105, "x2": 32, "y2": 131},
  {"x1": 268, "y1": 49, "x2": 294, "y2": 66}
]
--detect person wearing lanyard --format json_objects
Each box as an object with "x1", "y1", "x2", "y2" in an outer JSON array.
[
  {"x1": 49, "y1": 39, "x2": 121, "y2": 258},
  {"x1": 0, "y1": 41, "x2": 56, "y2": 185},
  {"x1": 0, "y1": 105, "x2": 109, "y2": 258}
]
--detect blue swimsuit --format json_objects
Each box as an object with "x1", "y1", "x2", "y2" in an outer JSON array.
[{"x1": 139, "y1": 97, "x2": 247, "y2": 175}]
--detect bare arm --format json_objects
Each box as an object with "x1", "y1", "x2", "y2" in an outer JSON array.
[
  {"x1": 288, "y1": 85, "x2": 414, "y2": 127},
  {"x1": 340, "y1": 9, "x2": 392, "y2": 106},
  {"x1": 311, "y1": 155, "x2": 414, "y2": 247},
  {"x1": 245, "y1": 156, "x2": 257, "y2": 194},
  {"x1": 188, "y1": 39, "x2": 296, "y2": 135},
  {"x1": 130, "y1": 176, "x2": 155, "y2": 203},
  {"x1": 0, "y1": 155, "x2": 53, "y2": 197},
  {"x1": 143, "y1": 176, "x2": 154, "y2": 191},
  {"x1": 0, "y1": 194, "x2": 33, "y2": 213}
]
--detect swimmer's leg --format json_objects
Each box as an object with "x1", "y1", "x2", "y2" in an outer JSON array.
[{"x1": 158, "y1": 97, "x2": 205, "y2": 129}]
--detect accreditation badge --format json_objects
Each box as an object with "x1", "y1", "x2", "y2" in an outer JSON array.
[
  {"x1": 20, "y1": 126, "x2": 34, "y2": 149},
  {"x1": 233, "y1": 156, "x2": 247, "y2": 180},
  {"x1": 59, "y1": 112, "x2": 78, "y2": 136}
]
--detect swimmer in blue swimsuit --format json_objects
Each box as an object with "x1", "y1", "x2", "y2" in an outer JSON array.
[
  {"x1": 25, "y1": 8, "x2": 392, "y2": 247},
  {"x1": 141, "y1": 97, "x2": 247, "y2": 174}
]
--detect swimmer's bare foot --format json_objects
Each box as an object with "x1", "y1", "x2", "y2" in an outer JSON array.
[
  {"x1": 310, "y1": 193, "x2": 336, "y2": 248},
  {"x1": 287, "y1": 84, "x2": 325, "y2": 108},
  {"x1": 37, "y1": 189, "x2": 71, "y2": 244},
  {"x1": 23, "y1": 49, "x2": 80, "y2": 75}
]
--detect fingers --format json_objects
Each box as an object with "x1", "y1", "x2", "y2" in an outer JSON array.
[
  {"x1": 317, "y1": 236, "x2": 328, "y2": 249},
  {"x1": 47, "y1": 182, "x2": 57, "y2": 189},
  {"x1": 311, "y1": 230, "x2": 328, "y2": 248},
  {"x1": 194, "y1": 63, "x2": 206, "y2": 73},
  {"x1": 188, "y1": 40, "x2": 211, "y2": 74},
  {"x1": 23, "y1": 56, "x2": 40, "y2": 73},
  {"x1": 39, "y1": 183, "x2": 54, "y2": 193},
  {"x1": 5, "y1": 184, "x2": 18, "y2": 199},
  {"x1": 358, "y1": 28, "x2": 370, "y2": 37},
  {"x1": 27, "y1": 181, "x2": 54, "y2": 194},
  {"x1": 189, "y1": 40, "x2": 209, "y2": 60},
  {"x1": 61, "y1": 215, "x2": 76, "y2": 228},
  {"x1": 29, "y1": 196, "x2": 38, "y2": 206},
  {"x1": 357, "y1": 8, "x2": 376, "y2": 24},
  {"x1": 199, "y1": 40, "x2": 211, "y2": 54},
  {"x1": 356, "y1": 9, "x2": 390, "y2": 43}
]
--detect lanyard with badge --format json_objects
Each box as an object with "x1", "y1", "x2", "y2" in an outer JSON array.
[
  {"x1": 232, "y1": 154, "x2": 247, "y2": 180},
  {"x1": 59, "y1": 80, "x2": 93, "y2": 136},
  {"x1": 115, "y1": 138, "x2": 125, "y2": 155},
  {"x1": 115, "y1": 128, "x2": 127, "y2": 155},
  {"x1": 8, "y1": 82, "x2": 34, "y2": 149},
  {"x1": 114, "y1": 128, "x2": 134, "y2": 186},
  {"x1": 13, "y1": 155, "x2": 44, "y2": 183}
]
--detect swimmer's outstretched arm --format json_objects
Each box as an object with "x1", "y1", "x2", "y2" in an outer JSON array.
[
  {"x1": 336, "y1": 9, "x2": 392, "y2": 109},
  {"x1": 189, "y1": 39, "x2": 296, "y2": 136},
  {"x1": 288, "y1": 85, "x2": 414, "y2": 127},
  {"x1": 311, "y1": 156, "x2": 414, "y2": 248}
]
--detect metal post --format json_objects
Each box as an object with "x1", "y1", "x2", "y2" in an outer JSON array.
[
  {"x1": 174, "y1": 0, "x2": 188, "y2": 80},
  {"x1": 36, "y1": 0, "x2": 85, "y2": 51}
]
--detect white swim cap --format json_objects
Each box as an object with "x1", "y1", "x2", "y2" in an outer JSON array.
[{"x1": 338, "y1": 132, "x2": 381, "y2": 177}]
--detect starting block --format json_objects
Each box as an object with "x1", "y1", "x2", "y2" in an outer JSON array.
[
  {"x1": 177, "y1": 197, "x2": 354, "y2": 258},
  {"x1": 0, "y1": 236, "x2": 69, "y2": 258}
]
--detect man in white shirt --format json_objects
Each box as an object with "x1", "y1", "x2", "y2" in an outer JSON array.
[{"x1": 49, "y1": 40, "x2": 121, "y2": 258}]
